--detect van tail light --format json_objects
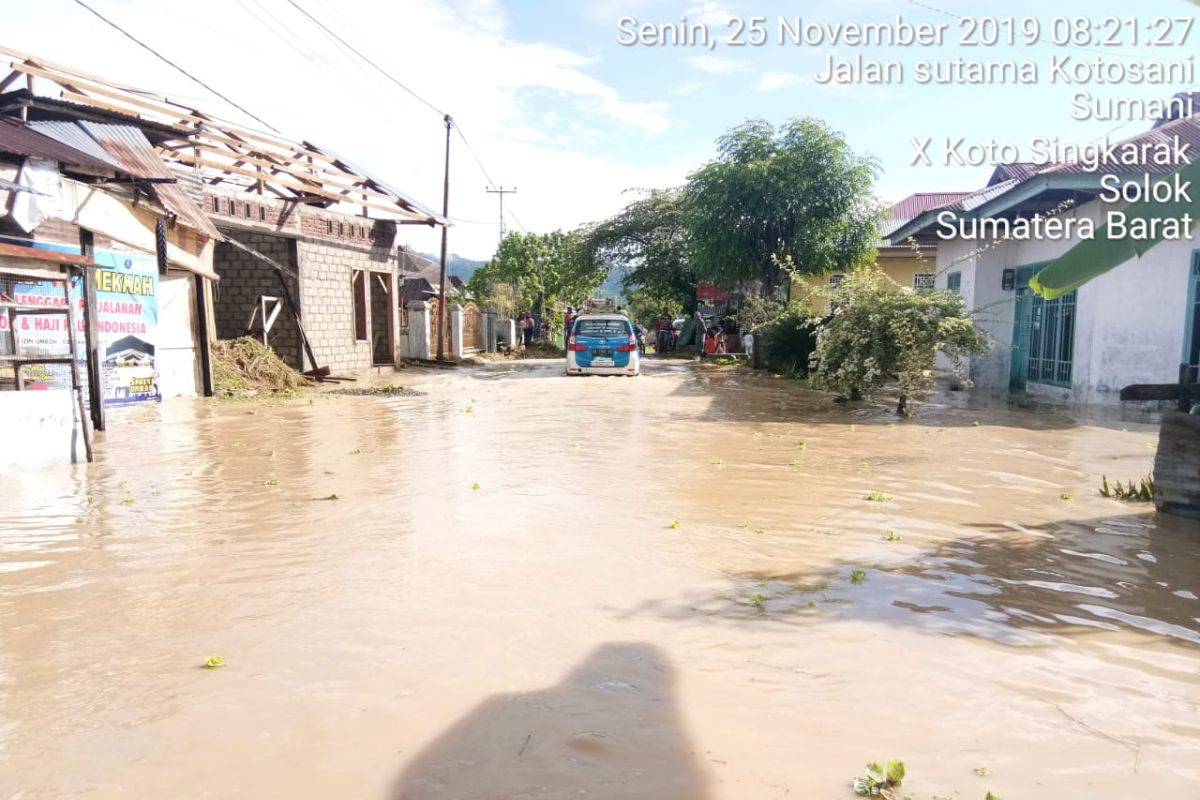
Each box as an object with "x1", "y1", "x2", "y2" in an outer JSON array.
[
  {"x1": 616, "y1": 333, "x2": 637, "y2": 352},
  {"x1": 568, "y1": 335, "x2": 587, "y2": 352}
]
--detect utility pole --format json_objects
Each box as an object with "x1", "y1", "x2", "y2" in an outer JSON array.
[
  {"x1": 485, "y1": 186, "x2": 517, "y2": 246},
  {"x1": 436, "y1": 113, "x2": 452, "y2": 361}
]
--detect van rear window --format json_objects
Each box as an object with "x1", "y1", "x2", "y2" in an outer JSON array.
[{"x1": 574, "y1": 319, "x2": 631, "y2": 337}]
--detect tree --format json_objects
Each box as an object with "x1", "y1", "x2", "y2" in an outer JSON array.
[
  {"x1": 468, "y1": 230, "x2": 606, "y2": 316},
  {"x1": 683, "y1": 117, "x2": 883, "y2": 295},
  {"x1": 810, "y1": 268, "x2": 991, "y2": 415},
  {"x1": 578, "y1": 188, "x2": 698, "y2": 317}
]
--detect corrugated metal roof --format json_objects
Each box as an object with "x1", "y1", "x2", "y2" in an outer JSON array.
[
  {"x1": 889, "y1": 192, "x2": 970, "y2": 221},
  {"x1": 27, "y1": 120, "x2": 124, "y2": 171},
  {"x1": 1042, "y1": 115, "x2": 1200, "y2": 176},
  {"x1": 79, "y1": 122, "x2": 218, "y2": 237},
  {"x1": 9, "y1": 119, "x2": 219, "y2": 238},
  {"x1": 79, "y1": 122, "x2": 175, "y2": 180},
  {"x1": 0, "y1": 117, "x2": 113, "y2": 170}
]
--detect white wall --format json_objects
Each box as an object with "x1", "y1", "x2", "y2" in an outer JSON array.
[
  {"x1": 0, "y1": 390, "x2": 81, "y2": 474},
  {"x1": 937, "y1": 200, "x2": 1195, "y2": 404},
  {"x1": 156, "y1": 273, "x2": 199, "y2": 399}
]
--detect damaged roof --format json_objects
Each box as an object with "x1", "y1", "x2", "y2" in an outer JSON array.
[{"x1": 0, "y1": 45, "x2": 446, "y2": 227}]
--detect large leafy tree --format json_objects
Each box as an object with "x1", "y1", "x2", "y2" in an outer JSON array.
[
  {"x1": 684, "y1": 117, "x2": 883, "y2": 295},
  {"x1": 578, "y1": 188, "x2": 697, "y2": 318},
  {"x1": 468, "y1": 230, "x2": 605, "y2": 316}
]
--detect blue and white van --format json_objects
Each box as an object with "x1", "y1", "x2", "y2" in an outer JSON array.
[{"x1": 566, "y1": 314, "x2": 640, "y2": 376}]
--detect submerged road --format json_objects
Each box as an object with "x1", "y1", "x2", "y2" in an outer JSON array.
[{"x1": 2, "y1": 359, "x2": 1198, "y2": 798}]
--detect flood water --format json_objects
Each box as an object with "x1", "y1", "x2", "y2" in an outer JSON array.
[{"x1": 2, "y1": 359, "x2": 1198, "y2": 799}]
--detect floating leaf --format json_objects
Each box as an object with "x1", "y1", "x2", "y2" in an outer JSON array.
[
  {"x1": 974, "y1": 767, "x2": 992, "y2": 777},
  {"x1": 471, "y1": 483, "x2": 481, "y2": 491},
  {"x1": 886, "y1": 760, "x2": 906, "y2": 786},
  {"x1": 850, "y1": 569, "x2": 867, "y2": 585},
  {"x1": 884, "y1": 530, "x2": 902, "y2": 542},
  {"x1": 263, "y1": 479, "x2": 279, "y2": 487},
  {"x1": 668, "y1": 519, "x2": 681, "y2": 529},
  {"x1": 348, "y1": 449, "x2": 361, "y2": 455},
  {"x1": 121, "y1": 493, "x2": 135, "y2": 506},
  {"x1": 1059, "y1": 492, "x2": 1073, "y2": 502},
  {"x1": 865, "y1": 492, "x2": 892, "y2": 502},
  {"x1": 202, "y1": 656, "x2": 225, "y2": 669}
]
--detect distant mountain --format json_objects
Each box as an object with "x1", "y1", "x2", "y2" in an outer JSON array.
[{"x1": 421, "y1": 253, "x2": 487, "y2": 282}]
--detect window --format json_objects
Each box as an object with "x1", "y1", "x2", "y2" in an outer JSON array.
[
  {"x1": 245, "y1": 203, "x2": 252, "y2": 219},
  {"x1": 913, "y1": 273, "x2": 936, "y2": 292},
  {"x1": 574, "y1": 318, "x2": 632, "y2": 337},
  {"x1": 326, "y1": 220, "x2": 333, "y2": 234},
  {"x1": 229, "y1": 200, "x2": 238, "y2": 216},
  {"x1": 1028, "y1": 289, "x2": 1076, "y2": 387},
  {"x1": 338, "y1": 222, "x2": 345, "y2": 237},
  {"x1": 211, "y1": 196, "x2": 220, "y2": 213},
  {"x1": 259, "y1": 206, "x2": 267, "y2": 221},
  {"x1": 352, "y1": 270, "x2": 367, "y2": 341},
  {"x1": 947, "y1": 271, "x2": 962, "y2": 294}
]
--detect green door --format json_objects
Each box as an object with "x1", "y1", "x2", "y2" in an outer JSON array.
[{"x1": 1010, "y1": 266, "x2": 1036, "y2": 388}]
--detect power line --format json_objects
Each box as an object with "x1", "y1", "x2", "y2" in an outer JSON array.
[
  {"x1": 285, "y1": 0, "x2": 446, "y2": 118},
  {"x1": 69, "y1": 0, "x2": 279, "y2": 132},
  {"x1": 455, "y1": 124, "x2": 499, "y2": 189}
]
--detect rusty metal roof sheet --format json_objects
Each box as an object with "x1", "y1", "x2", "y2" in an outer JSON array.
[
  {"x1": 1042, "y1": 115, "x2": 1200, "y2": 176},
  {"x1": 889, "y1": 192, "x2": 970, "y2": 221},
  {"x1": 27, "y1": 120, "x2": 124, "y2": 171},
  {"x1": 27, "y1": 119, "x2": 219, "y2": 238},
  {"x1": 0, "y1": 117, "x2": 113, "y2": 170}
]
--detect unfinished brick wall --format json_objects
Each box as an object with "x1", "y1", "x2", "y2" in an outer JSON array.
[
  {"x1": 212, "y1": 230, "x2": 303, "y2": 370},
  {"x1": 295, "y1": 238, "x2": 396, "y2": 374}
]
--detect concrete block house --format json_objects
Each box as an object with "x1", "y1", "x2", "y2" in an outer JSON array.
[{"x1": 888, "y1": 109, "x2": 1200, "y2": 405}]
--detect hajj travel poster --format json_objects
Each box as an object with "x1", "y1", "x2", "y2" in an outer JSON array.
[{"x1": 1, "y1": 243, "x2": 159, "y2": 405}]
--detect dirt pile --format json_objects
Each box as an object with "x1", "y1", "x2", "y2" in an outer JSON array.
[{"x1": 211, "y1": 337, "x2": 310, "y2": 396}]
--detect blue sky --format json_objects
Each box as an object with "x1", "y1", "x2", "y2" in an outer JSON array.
[{"x1": 4, "y1": 0, "x2": 1198, "y2": 258}]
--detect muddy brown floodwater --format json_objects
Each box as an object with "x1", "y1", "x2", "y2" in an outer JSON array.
[{"x1": 2, "y1": 359, "x2": 1199, "y2": 799}]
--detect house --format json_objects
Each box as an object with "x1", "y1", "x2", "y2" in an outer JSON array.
[
  {"x1": 0, "y1": 44, "x2": 446, "y2": 382},
  {"x1": 797, "y1": 192, "x2": 970, "y2": 313},
  {"x1": 886, "y1": 113, "x2": 1200, "y2": 405}
]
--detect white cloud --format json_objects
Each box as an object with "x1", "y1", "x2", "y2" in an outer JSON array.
[
  {"x1": 684, "y1": 55, "x2": 749, "y2": 74},
  {"x1": 2, "y1": 0, "x2": 683, "y2": 259},
  {"x1": 683, "y1": 2, "x2": 740, "y2": 28},
  {"x1": 669, "y1": 81, "x2": 705, "y2": 97},
  {"x1": 756, "y1": 71, "x2": 808, "y2": 92}
]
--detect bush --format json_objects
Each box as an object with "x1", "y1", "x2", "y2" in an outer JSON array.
[
  {"x1": 763, "y1": 307, "x2": 817, "y2": 375},
  {"x1": 809, "y1": 268, "x2": 990, "y2": 414}
]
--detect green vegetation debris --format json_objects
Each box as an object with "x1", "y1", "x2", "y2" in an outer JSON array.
[
  {"x1": 668, "y1": 519, "x2": 681, "y2": 529},
  {"x1": 212, "y1": 337, "x2": 309, "y2": 397},
  {"x1": 332, "y1": 385, "x2": 421, "y2": 397},
  {"x1": 348, "y1": 449, "x2": 361, "y2": 455},
  {"x1": 853, "y1": 760, "x2": 908, "y2": 799},
  {"x1": 1060, "y1": 492, "x2": 1073, "y2": 502},
  {"x1": 463, "y1": 405, "x2": 473, "y2": 413},
  {"x1": 1099, "y1": 474, "x2": 1154, "y2": 502},
  {"x1": 202, "y1": 656, "x2": 225, "y2": 669},
  {"x1": 263, "y1": 479, "x2": 279, "y2": 487},
  {"x1": 974, "y1": 767, "x2": 992, "y2": 777},
  {"x1": 121, "y1": 493, "x2": 134, "y2": 507},
  {"x1": 471, "y1": 483, "x2": 481, "y2": 491},
  {"x1": 750, "y1": 593, "x2": 767, "y2": 611},
  {"x1": 884, "y1": 530, "x2": 902, "y2": 542},
  {"x1": 985, "y1": 793, "x2": 1003, "y2": 800},
  {"x1": 865, "y1": 492, "x2": 892, "y2": 502},
  {"x1": 796, "y1": 439, "x2": 807, "y2": 448},
  {"x1": 788, "y1": 458, "x2": 804, "y2": 467},
  {"x1": 850, "y1": 569, "x2": 867, "y2": 585}
]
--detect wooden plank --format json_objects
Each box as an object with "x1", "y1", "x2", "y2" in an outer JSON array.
[
  {"x1": 0, "y1": 243, "x2": 97, "y2": 267},
  {"x1": 166, "y1": 151, "x2": 433, "y2": 220}
]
